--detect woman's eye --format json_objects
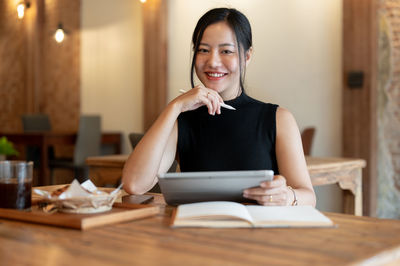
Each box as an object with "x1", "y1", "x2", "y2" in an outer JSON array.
[
  {"x1": 221, "y1": 50, "x2": 234, "y2": 54},
  {"x1": 198, "y1": 48, "x2": 209, "y2": 53}
]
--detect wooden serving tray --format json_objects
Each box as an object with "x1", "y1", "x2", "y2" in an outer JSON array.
[{"x1": 0, "y1": 202, "x2": 160, "y2": 230}]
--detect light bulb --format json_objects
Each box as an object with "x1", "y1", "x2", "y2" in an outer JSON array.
[
  {"x1": 140, "y1": 0, "x2": 146, "y2": 3},
  {"x1": 17, "y1": 3, "x2": 25, "y2": 19},
  {"x1": 55, "y1": 28, "x2": 65, "y2": 43}
]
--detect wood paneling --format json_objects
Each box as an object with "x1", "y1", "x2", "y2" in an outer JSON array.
[
  {"x1": 342, "y1": 0, "x2": 378, "y2": 216},
  {"x1": 142, "y1": 0, "x2": 167, "y2": 131},
  {"x1": 41, "y1": 0, "x2": 80, "y2": 131},
  {"x1": 0, "y1": 0, "x2": 80, "y2": 134},
  {"x1": 0, "y1": 0, "x2": 29, "y2": 131}
]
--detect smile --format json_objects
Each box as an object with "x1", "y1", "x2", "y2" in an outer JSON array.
[{"x1": 206, "y1": 72, "x2": 227, "y2": 79}]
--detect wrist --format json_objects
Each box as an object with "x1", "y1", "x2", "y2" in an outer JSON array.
[{"x1": 167, "y1": 99, "x2": 184, "y2": 116}]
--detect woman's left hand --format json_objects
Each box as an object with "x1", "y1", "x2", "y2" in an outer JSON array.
[{"x1": 243, "y1": 175, "x2": 291, "y2": 206}]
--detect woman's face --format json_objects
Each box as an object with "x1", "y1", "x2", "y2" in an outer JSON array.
[{"x1": 195, "y1": 21, "x2": 251, "y2": 100}]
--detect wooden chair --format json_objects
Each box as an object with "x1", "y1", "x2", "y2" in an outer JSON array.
[
  {"x1": 128, "y1": 133, "x2": 144, "y2": 150},
  {"x1": 21, "y1": 114, "x2": 54, "y2": 166},
  {"x1": 301, "y1": 127, "x2": 316, "y2": 156},
  {"x1": 49, "y1": 115, "x2": 101, "y2": 184}
]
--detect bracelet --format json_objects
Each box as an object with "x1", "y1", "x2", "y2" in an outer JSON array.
[{"x1": 287, "y1": 186, "x2": 298, "y2": 206}]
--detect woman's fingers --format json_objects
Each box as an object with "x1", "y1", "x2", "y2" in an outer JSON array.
[
  {"x1": 195, "y1": 86, "x2": 221, "y2": 115},
  {"x1": 253, "y1": 193, "x2": 288, "y2": 206},
  {"x1": 243, "y1": 175, "x2": 290, "y2": 206},
  {"x1": 198, "y1": 95, "x2": 214, "y2": 115},
  {"x1": 243, "y1": 186, "x2": 286, "y2": 196},
  {"x1": 179, "y1": 86, "x2": 222, "y2": 115},
  {"x1": 260, "y1": 175, "x2": 286, "y2": 188},
  {"x1": 243, "y1": 189, "x2": 288, "y2": 206},
  {"x1": 206, "y1": 91, "x2": 221, "y2": 115}
]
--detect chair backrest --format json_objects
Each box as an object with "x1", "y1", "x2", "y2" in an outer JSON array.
[
  {"x1": 301, "y1": 127, "x2": 316, "y2": 156},
  {"x1": 74, "y1": 115, "x2": 101, "y2": 166},
  {"x1": 22, "y1": 114, "x2": 51, "y2": 132},
  {"x1": 128, "y1": 133, "x2": 144, "y2": 150}
]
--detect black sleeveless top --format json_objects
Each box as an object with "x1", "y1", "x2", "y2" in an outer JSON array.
[{"x1": 177, "y1": 93, "x2": 279, "y2": 174}]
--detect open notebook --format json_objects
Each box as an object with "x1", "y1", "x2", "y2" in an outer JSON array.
[{"x1": 171, "y1": 201, "x2": 334, "y2": 228}]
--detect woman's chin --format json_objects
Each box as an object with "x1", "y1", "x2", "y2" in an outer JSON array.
[{"x1": 205, "y1": 85, "x2": 222, "y2": 93}]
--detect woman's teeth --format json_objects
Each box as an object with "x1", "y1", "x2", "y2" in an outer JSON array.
[{"x1": 207, "y1": 73, "x2": 225, "y2": 77}]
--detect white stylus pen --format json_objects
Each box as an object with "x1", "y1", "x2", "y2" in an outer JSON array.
[{"x1": 179, "y1": 89, "x2": 236, "y2": 110}]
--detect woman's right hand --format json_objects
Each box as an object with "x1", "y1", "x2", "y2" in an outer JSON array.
[{"x1": 175, "y1": 85, "x2": 224, "y2": 115}]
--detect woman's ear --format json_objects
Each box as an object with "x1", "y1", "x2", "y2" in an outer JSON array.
[{"x1": 245, "y1": 47, "x2": 253, "y2": 67}]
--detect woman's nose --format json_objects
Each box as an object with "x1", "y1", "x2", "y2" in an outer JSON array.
[{"x1": 207, "y1": 51, "x2": 221, "y2": 68}]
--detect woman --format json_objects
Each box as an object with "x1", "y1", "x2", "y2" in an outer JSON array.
[{"x1": 122, "y1": 8, "x2": 316, "y2": 206}]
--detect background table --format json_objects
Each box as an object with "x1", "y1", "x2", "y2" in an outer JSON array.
[
  {"x1": 306, "y1": 157, "x2": 366, "y2": 216},
  {"x1": 0, "y1": 132, "x2": 122, "y2": 185},
  {"x1": 0, "y1": 192, "x2": 399, "y2": 265},
  {"x1": 86, "y1": 155, "x2": 366, "y2": 215}
]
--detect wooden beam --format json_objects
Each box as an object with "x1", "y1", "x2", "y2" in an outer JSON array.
[
  {"x1": 342, "y1": 0, "x2": 378, "y2": 216},
  {"x1": 142, "y1": 0, "x2": 168, "y2": 131},
  {"x1": 26, "y1": 0, "x2": 45, "y2": 114}
]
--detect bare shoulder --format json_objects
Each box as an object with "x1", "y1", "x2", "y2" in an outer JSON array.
[
  {"x1": 275, "y1": 107, "x2": 300, "y2": 142},
  {"x1": 276, "y1": 107, "x2": 297, "y2": 128}
]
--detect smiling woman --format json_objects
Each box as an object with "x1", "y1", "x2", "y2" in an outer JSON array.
[
  {"x1": 122, "y1": 7, "x2": 316, "y2": 207},
  {"x1": 190, "y1": 8, "x2": 252, "y2": 100},
  {"x1": 194, "y1": 22, "x2": 247, "y2": 100}
]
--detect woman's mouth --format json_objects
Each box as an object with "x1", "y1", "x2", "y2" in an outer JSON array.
[{"x1": 206, "y1": 72, "x2": 227, "y2": 80}]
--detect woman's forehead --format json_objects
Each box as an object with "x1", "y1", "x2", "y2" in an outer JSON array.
[{"x1": 200, "y1": 21, "x2": 237, "y2": 45}]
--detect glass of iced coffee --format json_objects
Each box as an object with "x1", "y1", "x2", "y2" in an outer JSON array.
[{"x1": 0, "y1": 161, "x2": 33, "y2": 210}]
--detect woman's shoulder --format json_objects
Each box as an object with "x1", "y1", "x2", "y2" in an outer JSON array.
[
  {"x1": 244, "y1": 94, "x2": 296, "y2": 125},
  {"x1": 276, "y1": 106, "x2": 295, "y2": 121},
  {"x1": 244, "y1": 94, "x2": 279, "y2": 111},
  {"x1": 275, "y1": 106, "x2": 299, "y2": 134}
]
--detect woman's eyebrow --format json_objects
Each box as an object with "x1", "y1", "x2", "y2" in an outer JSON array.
[
  {"x1": 198, "y1": 43, "x2": 235, "y2": 47},
  {"x1": 199, "y1": 43, "x2": 210, "y2": 47},
  {"x1": 219, "y1": 43, "x2": 235, "y2": 47}
]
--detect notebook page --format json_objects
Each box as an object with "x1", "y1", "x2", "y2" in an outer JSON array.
[
  {"x1": 245, "y1": 205, "x2": 333, "y2": 225},
  {"x1": 176, "y1": 201, "x2": 254, "y2": 223}
]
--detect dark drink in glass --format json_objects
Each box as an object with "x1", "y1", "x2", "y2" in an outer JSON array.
[
  {"x1": 0, "y1": 180, "x2": 31, "y2": 209},
  {"x1": 0, "y1": 161, "x2": 33, "y2": 210}
]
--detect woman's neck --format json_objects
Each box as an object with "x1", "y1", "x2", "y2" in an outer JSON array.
[{"x1": 220, "y1": 87, "x2": 242, "y2": 101}]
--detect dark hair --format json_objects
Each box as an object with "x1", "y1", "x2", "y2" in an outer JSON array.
[{"x1": 190, "y1": 8, "x2": 252, "y2": 94}]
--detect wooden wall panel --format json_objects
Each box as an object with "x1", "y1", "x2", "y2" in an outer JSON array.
[
  {"x1": 143, "y1": 0, "x2": 167, "y2": 131},
  {"x1": 0, "y1": 0, "x2": 29, "y2": 132},
  {"x1": 41, "y1": 0, "x2": 80, "y2": 132},
  {"x1": 342, "y1": 0, "x2": 377, "y2": 216},
  {"x1": 0, "y1": 0, "x2": 80, "y2": 134}
]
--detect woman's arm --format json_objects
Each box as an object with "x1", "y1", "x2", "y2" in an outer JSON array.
[
  {"x1": 243, "y1": 107, "x2": 316, "y2": 206},
  {"x1": 122, "y1": 86, "x2": 225, "y2": 195},
  {"x1": 274, "y1": 107, "x2": 316, "y2": 206},
  {"x1": 122, "y1": 102, "x2": 180, "y2": 195}
]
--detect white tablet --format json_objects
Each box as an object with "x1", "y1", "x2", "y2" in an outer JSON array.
[{"x1": 157, "y1": 170, "x2": 274, "y2": 205}]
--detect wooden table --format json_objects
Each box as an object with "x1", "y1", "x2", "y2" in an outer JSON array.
[
  {"x1": 86, "y1": 154, "x2": 128, "y2": 187},
  {"x1": 0, "y1": 132, "x2": 122, "y2": 186},
  {"x1": 306, "y1": 157, "x2": 366, "y2": 216},
  {"x1": 86, "y1": 155, "x2": 366, "y2": 216},
  {"x1": 0, "y1": 192, "x2": 399, "y2": 265}
]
